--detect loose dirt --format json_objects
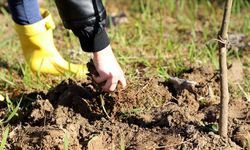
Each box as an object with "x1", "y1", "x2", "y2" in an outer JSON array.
[{"x1": 1, "y1": 66, "x2": 249, "y2": 150}]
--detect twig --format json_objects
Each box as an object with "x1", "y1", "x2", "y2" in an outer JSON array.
[{"x1": 135, "y1": 78, "x2": 153, "y2": 96}]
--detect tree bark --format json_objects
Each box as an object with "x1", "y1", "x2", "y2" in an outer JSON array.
[{"x1": 218, "y1": 0, "x2": 233, "y2": 138}]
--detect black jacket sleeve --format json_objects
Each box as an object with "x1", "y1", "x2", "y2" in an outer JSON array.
[{"x1": 54, "y1": 0, "x2": 110, "y2": 52}]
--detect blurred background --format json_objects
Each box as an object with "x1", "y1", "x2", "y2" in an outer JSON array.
[{"x1": 0, "y1": 0, "x2": 250, "y2": 93}]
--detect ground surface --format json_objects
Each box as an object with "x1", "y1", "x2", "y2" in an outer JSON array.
[
  {"x1": 0, "y1": 0, "x2": 249, "y2": 149},
  {"x1": 3, "y1": 65, "x2": 249, "y2": 150}
]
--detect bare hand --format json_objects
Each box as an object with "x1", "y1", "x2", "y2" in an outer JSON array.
[{"x1": 92, "y1": 45, "x2": 126, "y2": 92}]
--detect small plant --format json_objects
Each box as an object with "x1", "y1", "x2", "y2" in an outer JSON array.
[
  {"x1": 0, "y1": 95, "x2": 22, "y2": 125},
  {"x1": 204, "y1": 123, "x2": 219, "y2": 133}
]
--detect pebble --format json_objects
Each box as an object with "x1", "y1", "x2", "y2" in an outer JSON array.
[{"x1": 0, "y1": 94, "x2": 4, "y2": 101}]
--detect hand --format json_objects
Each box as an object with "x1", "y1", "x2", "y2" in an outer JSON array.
[{"x1": 92, "y1": 45, "x2": 126, "y2": 92}]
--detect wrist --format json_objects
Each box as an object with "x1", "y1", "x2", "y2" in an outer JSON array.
[{"x1": 93, "y1": 45, "x2": 113, "y2": 59}]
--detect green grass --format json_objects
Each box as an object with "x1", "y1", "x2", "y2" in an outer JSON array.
[
  {"x1": 63, "y1": 131, "x2": 69, "y2": 150},
  {"x1": 0, "y1": 95, "x2": 22, "y2": 149},
  {"x1": 1, "y1": 0, "x2": 249, "y2": 108},
  {"x1": 120, "y1": 134, "x2": 125, "y2": 150},
  {"x1": 0, "y1": 126, "x2": 9, "y2": 150},
  {"x1": 0, "y1": 0, "x2": 250, "y2": 148},
  {"x1": 0, "y1": 95, "x2": 22, "y2": 125},
  {"x1": 232, "y1": 0, "x2": 250, "y2": 14},
  {"x1": 0, "y1": 0, "x2": 249, "y2": 109},
  {"x1": 243, "y1": 138, "x2": 250, "y2": 150}
]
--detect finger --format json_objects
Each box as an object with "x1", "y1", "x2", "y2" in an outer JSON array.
[
  {"x1": 119, "y1": 75, "x2": 127, "y2": 89},
  {"x1": 102, "y1": 77, "x2": 118, "y2": 92},
  {"x1": 92, "y1": 75, "x2": 108, "y2": 83}
]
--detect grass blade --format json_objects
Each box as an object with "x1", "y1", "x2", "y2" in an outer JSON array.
[
  {"x1": 120, "y1": 134, "x2": 125, "y2": 150},
  {"x1": 2, "y1": 97, "x2": 22, "y2": 124},
  {"x1": 0, "y1": 126, "x2": 10, "y2": 150},
  {"x1": 237, "y1": 83, "x2": 250, "y2": 102},
  {"x1": 0, "y1": 76, "x2": 15, "y2": 86},
  {"x1": 63, "y1": 132, "x2": 69, "y2": 150}
]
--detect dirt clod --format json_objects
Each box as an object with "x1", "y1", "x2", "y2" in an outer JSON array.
[{"x1": 233, "y1": 124, "x2": 250, "y2": 147}]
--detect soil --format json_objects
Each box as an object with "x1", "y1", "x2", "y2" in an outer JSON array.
[{"x1": 1, "y1": 66, "x2": 249, "y2": 150}]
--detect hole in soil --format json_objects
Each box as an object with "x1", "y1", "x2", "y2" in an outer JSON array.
[{"x1": 160, "y1": 80, "x2": 178, "y2": 96}]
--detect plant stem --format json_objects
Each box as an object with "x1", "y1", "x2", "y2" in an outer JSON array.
[{"x1": 218, "y1": 0, "x2": 233, "y2": 138}]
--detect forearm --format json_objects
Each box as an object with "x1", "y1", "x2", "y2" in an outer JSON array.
[
  {"x1": 54, "y1": 0, "x2": 110, "y2": 52},
  {"x1": 54, "y1": 0, "x2": 126, "y2": 91}
]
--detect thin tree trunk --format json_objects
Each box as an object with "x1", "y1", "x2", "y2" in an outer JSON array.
[{"x1": 218, "y1": 0, "x2": 233, "y2": 138}]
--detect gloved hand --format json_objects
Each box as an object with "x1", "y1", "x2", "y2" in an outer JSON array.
[{"x1": 92, "y1": 45, "x2": 126, "y2": 92}]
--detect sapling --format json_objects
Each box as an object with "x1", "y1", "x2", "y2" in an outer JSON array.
[{"x1": 218, "y1": 0, "x2": 233, "y2": 137}]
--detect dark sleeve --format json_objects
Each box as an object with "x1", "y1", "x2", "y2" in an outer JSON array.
[{"x1": 54, "y1": 0, "x2": 110, "y2": 52}]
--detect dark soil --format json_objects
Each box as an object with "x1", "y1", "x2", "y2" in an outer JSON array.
[{"x1": 1, "y1": 66, "x2": 249, "y2": 150}]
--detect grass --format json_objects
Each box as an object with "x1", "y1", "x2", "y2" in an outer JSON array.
[
  {"x1": 120, "y1": 134, "x2": 125, "y2": 150},
  {"x1": 0, "y1": 94, "x2": 22, "y2": 125},
  {"x1": 0, "y1": 0, "x2": 250, "y2": 148},
  {"x1": 0, "y1": 72, "x2": 16, "y2": 87},
  {"x1": 238, "y1": 83, "x2": 250, "y2": 102},
  {"x1": 63, "y1": 131, "x2": 69, "y2": 150},
  {"x1": 0, "y1": 126, "x2": 9, "y2": 150},
  {"x1": 242, "y1": 138, "x2": 250, "y2": 150},
  {"x1": 0, "y1": 95, "x2": 21, "y2": 149}
]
